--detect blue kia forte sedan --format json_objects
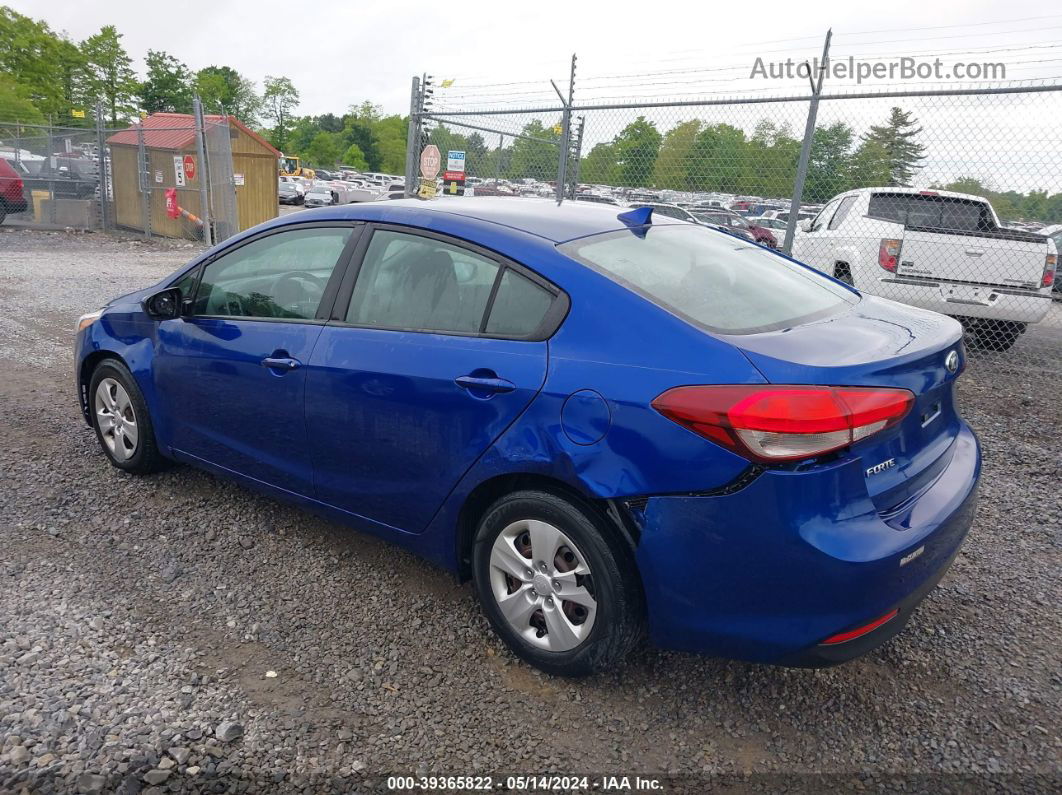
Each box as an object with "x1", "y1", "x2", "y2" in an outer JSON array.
[{"x1": 75, "y1": 198, "x2": 980, "y2": 676}]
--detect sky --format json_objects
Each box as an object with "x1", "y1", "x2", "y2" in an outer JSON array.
[
  {"x1": 15, "y1": 0, "x2": 1062, "y2": 116},
  {"x1": 15, "y1": 0, "x2": 1062, "y2": 191}
]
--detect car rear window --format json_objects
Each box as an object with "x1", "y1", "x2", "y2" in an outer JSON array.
[
  {"x1": 867, "y1": 193, "x2": 994, "y2": 232},
  {"x1": 559, "y1": 224, "x2": 856, "y2": 335}
]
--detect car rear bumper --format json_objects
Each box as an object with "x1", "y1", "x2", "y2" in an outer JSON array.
[
  {"x1": 874, "y1": 277, "x2": 1051, "y2": 323},
  {"x1": 631, "y1": 423, "x2": 980, "y2": 665},
  {"x1": 2, "y1": 195, "x2": 28, "y2": 213}
]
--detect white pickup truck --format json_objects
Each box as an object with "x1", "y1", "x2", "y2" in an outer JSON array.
[{"x1": 792, "y1": 187, "x2": 1057, "y2": 350}]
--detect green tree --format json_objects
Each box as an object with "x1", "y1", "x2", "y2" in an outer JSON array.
[
  {"x1": 139, "y1": 50, "x2": 192, "y2": 114},
  {"x1": 805, "y1": 122, "x2": 854, "y2": 202},
  {"x1": 847, "y1": 139, "x2": 892, "y2": 189},
  {"x1": 304, "y1": 130, "x2": 342, "y2": 167},
  {"x1": 0, "y1": 7, "x2": 93, "y2": 123},
  {"x1": 81, "y1": 25, "x2": 139, "y2": 124},
  {"x1": 194, "y1": 66, "x2": 260, "y2": 123},
  {"x1": 613, "y1": 116, "x2": 662, "y2": 188},
  {"x1": 686, "y1": 124, "x2": 748, "y2": 192},
  {"x1": 507, "y1": 119, "x2": 561, "y2": 180},
  {"x1": 747, "y1": 120, "x2": 799, "y2": 197},
  {"x1": 652, "y1": 120, "x2": 701, "y2": 189},
  {"x1": 580, "y1": 142, "x2": 618, "y2": 185},
  {"x1": 0, "y1": 74, "x2": 45, "y2": 127},
  {"x1": 341, "y1": 143, "x2": 369, "y2": 170},
  {"x1": 374, "y1": 114, "x2": 409, "y2": 173},
  {"x1": 262, "y1": 75, "x2": 299, "y2": 151},
  {"x1": 861, "y1": 107, "x2": 927, "y2": 187}
]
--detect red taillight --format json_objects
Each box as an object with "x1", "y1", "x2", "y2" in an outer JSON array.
[
  {"x1": 878, "y1": 238, "x2": 902, "y2": 272},
  {"x1": 821, "y1": 609, "x2": 899, "y2": 645},
  {"x1": 652, "y1": 385, "x2": 914, "y2": 462},
  {"x1": 1043, "y1": 254, "x2": 1056, "y2": 288}
]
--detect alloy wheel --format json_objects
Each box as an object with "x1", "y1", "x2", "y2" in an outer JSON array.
[{"x1": 94, "y1": 377, "x2": 139, "y2": 461}]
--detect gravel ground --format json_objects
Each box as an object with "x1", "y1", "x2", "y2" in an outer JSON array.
[{"x1": 0, "y1": 227, "x2": 1059, "y2": 794}]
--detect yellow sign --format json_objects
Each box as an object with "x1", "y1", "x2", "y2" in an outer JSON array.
[
  {"x1": 552, "y1": 124, "x2": 562, "y2": 135},
  {"x1": 441, "y1": 79, "x2": 455, "y2": 88},
  {"x1": 70, "y1": 109, "x2": 86, "y2": 119},
  {"x1": 418, "y1": 180, "x2": 438, "y2": 199}
]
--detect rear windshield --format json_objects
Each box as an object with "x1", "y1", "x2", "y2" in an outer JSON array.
[
  {"x1": 868, "y1": 193, "x2": 995, "y2": 232},
  {"x1": 559, "y1": 224, "x2": 856, "y2": 334}
]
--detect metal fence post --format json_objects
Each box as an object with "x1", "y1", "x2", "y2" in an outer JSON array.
[
  {"x1": 47, "y1": 122, "x2": 57, "y2": 225},
  {"x1": 554, "y1": 54, "x2": 577, "y2": 203},
  {"x1": 136, "y1": 120, "x2": 150, "y2": 239},
  {"x1": 193, "y1": 97, "x2": 214, "y2": 247},
  {"x1": 404, "y1": 76, "x2": 421, "y2": 197},
  {"x1": 495, "y1": 134, "x2": 503, "y2": 186},
  {"x1": 782, "y1": 30, "x2": 832, "y2": 254},
  {"x1": 95, "y1": 101, "x2": 109, "y2": 230}
]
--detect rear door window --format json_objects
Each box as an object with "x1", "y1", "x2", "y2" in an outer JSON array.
[
  {"x1": 868, "y1": 193, "x2": 994, "y2": 232},
  {"x1": 560, "y1": 224, "x2": 856, "y2": 335},
  {"x1": 828, "y1": 195, "x2": 858, "y2": 230}
]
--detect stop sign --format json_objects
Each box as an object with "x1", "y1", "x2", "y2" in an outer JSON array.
[
  {"x1": 420, "y1": 145, "x2": 441, "y2": 179},
  {"x1": 183, "y1": 154, "x2": 196, "y2": 181}
]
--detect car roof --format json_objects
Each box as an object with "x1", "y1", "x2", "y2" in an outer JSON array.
[{"x1": 273, "y1": 197, "x2": 684, "y2": 243}]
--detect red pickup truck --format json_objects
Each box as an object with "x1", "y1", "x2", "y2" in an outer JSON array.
[{"x1": 0, "y1": 158, "x2": 29, "y2": 224}]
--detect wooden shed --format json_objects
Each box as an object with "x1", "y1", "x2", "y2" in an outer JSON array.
[{"x1": 107, "y1": 112, "x2": 279, "y2": 239}]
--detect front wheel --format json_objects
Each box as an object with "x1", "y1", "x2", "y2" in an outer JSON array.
[
  {"x1": 88, "y1": 360, "x2": 168, "y2": 474},
  {"x1": 472, "y1": 490, "x2": 644, "y2": 676}
]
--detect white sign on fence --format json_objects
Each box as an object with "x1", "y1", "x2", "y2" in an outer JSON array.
[
  {"x1": 446, "y1": 150, "x2": 466, "y2": 173},
  {"x1": 173, "y1": 155, "x2": 186, "y2": 187}
]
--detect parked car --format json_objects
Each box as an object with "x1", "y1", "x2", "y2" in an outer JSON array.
[
  {"x1": 694, "y1": 209, "x2": 777, "y2": 247},
  {"x1": 792, "y1": 188, "x2": 1056, "y2": 350},
  {"x1": 574, "y1": 193, "x2": 619, "y2": 206},
  {"x1": 278, "y1": 181, "x2": 304, "y2": 205},
  {"x1": 303, "y1": 186, "x2": 335, "y2": 208},
  {"x1": 75, "y1": 198, "x2": 980, "y2": 677},
  {"x1": 0, "y1": 157, "x2": 29, "y2": 223}
]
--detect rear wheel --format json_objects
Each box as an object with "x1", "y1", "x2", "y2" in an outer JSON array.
[
  {"x1": 472, "y1": 490, "x2": 644, "y2": 677},
  {"x1": 0, "y1": 203, "x2": 7, "y2": 225},
  {"x1": 89, "y1": 360, "x2": 168, "y2": 474}
]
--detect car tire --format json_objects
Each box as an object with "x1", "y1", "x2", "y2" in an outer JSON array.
[
  {"x1": 88, "y1": 359, "x2": 169, "y2": 474},
  {"x1": 0, "y1": 203, "x2": 7, "y2": 225},
  {"x1": 472, "y1": 490, "x2": 644, "y2": 677}
]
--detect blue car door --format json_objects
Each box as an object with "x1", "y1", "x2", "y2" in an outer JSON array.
[
  {"x1": 304, "y1": 226, "x2": 564, "y2": 532},
  {"x1": 153, "y1": 223, "x2": 359, "y2": 495}
]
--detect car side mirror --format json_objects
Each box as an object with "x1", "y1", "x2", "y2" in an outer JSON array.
[
  {"x1": 144, "y1": 287, "x2": 182, "y2": 320},
  {"x1": 798, "y1": 218, "x2": 813, "y2": 232}
]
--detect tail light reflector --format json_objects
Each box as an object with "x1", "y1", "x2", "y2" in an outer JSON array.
[
  {"x1": 821, "y1": 609, "x2": 899, "y2": 645},
  {"x1": 1042, "y1": 254, "x2": 1056, "y2": 288},
  {"x1": 652, "y1": 385, "x2": 914, "y2": 462},
  {"x1": 878, "y1": 238, "x2": 902, "y2": 272}
]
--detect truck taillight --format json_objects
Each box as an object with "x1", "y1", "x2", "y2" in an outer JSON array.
[
  {"x1": 1043, "y1": 254, "x2": 1056, "y2": 288},
  {"x1": 652, "y1": 385, "x2": 914, "y2": 463},
  {"x1": 878, "y1": 239, "x2": 902, "y2": 272}
]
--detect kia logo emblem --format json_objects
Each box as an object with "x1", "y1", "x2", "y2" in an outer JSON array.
[{"x1": 945, "y1": 350, "x2": 960, "y2": 373}]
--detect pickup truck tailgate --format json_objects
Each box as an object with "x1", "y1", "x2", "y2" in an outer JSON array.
[{"x1": 898, "y1": 230, "x2": 1046, "y2": 288}]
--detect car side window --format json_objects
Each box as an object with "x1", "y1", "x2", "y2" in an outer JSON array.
[
  {"x1": 346, "y1": 230, "x2": 500, "y2": 334},
  {"x1": 193, "y1": 227, "x2": 352, "y2": 320},
  {"x1": 810, "y1": 199, "x2": 840, "y2": 232},
  {"x1": 828, "y1": 196, "x2": 858, "y2": 230},
  {"x1": 485, "y1": 270, "x2": 555, "y2": 336}
]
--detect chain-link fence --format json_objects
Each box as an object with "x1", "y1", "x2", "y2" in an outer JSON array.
[
  {"x1": 406, "y1": 72, "x2": 1062, "y2": 376},
  {"x1": 1, "y1": 100, "x2": 241, "y2": 245}
]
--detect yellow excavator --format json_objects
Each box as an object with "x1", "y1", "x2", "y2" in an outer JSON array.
[{"x1": 278, "y1": 155, "x2": 315, "y2": 180}]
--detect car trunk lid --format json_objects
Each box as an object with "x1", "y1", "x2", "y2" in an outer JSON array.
[{"x1": 721, "y1": 295, "x2": 965, "y2": 517}]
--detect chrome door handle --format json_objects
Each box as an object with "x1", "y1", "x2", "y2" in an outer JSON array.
[
  {"x1": 454, "y1": 375, "x2": 516, "y2": 393},
  {"x1": 261, "y1": 356, "x2": 300, "y2": 371}
]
